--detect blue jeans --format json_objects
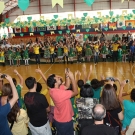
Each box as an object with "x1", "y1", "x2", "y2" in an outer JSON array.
[
  {"x1": 94, "y1": 52, "x2": 98, "y2": 63},
  {"x1": 54, "y1": 119, "x2": 73, "y2": 135},
  {"x1": 35, "y1": 54, "x2": 40, "y2": 64},
  {"x1": 50, "y1": 54, "x2": 55, "y2": 63}
]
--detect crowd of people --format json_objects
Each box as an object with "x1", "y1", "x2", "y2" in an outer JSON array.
[
  {"x1": 0, "y1": 64, "x2": 135, "y2": 135},
  {"x1": 0, "y1": 31, "x2": 135, "y2": 66}
]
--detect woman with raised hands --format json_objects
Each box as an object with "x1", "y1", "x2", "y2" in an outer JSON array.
[
  {"x1": 0, "y1": 73, "x2": 18, "y2": 135},
  {"x1": 100, "y1": 80, "x2": 124, "y2": 135},
  {"x1": 12, "y1": 69, "x2": 25, "y2": 109},
  {"x1": 119, "y1": 81, "x2": 135, "y2": 135}
]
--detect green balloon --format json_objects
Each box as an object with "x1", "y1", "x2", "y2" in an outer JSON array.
[
  {"x1": 86, "y1": 29, "x2": 89, "y2": 32},
  {"x1": 20, "y1": 33, "x2": 24, "y2": 37},
  {"x1": 18, "y1": 0, "x2": 29, "y2": 11},
  {"x1": 58, "y1": 31, "x2": 62, "y2": 34},
  {"x1": 54, "y1": 15, "x2": 58, "y2": 19},
  {"x1": 66, "y1": 30, "x2": 70, "y2": 34},
  {"x1": 122, "y1": 26, "x2": 126, "y2": 30},
  {"x1": 5, "y1": 18, "x2": 10, "y2": 23},
  {"x1": 27, "y1": 17, "x2": 32, "y2": 21},
  {"x1": 83, "y1": 13, "x2": 88, "y2": 17},
  {"x1": 109, "y1": 11, "x2": 114, "y2": 17},
  {"x1": 132, "y1": 10, "x2": 135, "y2": 14},
  {"x1": 104, "y1": 27, "x2": 108, "y2": 31},
  {"x1": 40, "y1": 32, "x2": 44, "y2": 36}
]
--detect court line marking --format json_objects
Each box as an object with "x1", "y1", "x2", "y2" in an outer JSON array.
[
  {"x1": 37, "y1": 64, "x2": 54, "y2": 82},
  {"x1": 131, "y1": 63, "x2": 135, "y2": 79},
  {"x1": 94, "y1": 64, "x2": 97, "y2": 79},
  {"x1": 0, "y1": 66, "x2": 13, "y2": 73}
]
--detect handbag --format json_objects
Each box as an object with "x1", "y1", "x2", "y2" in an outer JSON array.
[
  {"x1": 107, "y1": 112, "x2": 122, "y2": 134},
  {"x1": 10, "y1": 121, "x2": 14, "y2": 130}
]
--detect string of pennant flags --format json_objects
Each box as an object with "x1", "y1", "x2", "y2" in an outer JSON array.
[{"x1": 1, "y1": 10, "x2": 135, "y2": 29}]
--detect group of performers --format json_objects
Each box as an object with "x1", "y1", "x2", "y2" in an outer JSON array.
[
  {"x1": 0, "y1": 33, "x2": 134, "y2": 66},
  {"x1": 0, "y1": 46, "x2": 30, "y2": 66}
]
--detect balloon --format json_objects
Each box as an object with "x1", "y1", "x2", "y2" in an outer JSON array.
[
  {"x1": 18, "y1": 0, "x2": 29, "y2": 11},
  {"x1": 84, "y1": 0, "x2": 95, "y2": 6}
]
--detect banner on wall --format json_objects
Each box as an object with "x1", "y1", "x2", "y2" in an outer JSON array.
[
  {"x1": 91, "y1": 24, "x2": 100, "y2": 29},
  {"x1": 14, "y1": 28, "x2": 21, "y2": 33},
  {"x1": 68, "y1": 25, "x2": 75, "y2": 30},
  {"x1": 8, "y1": 27, "x2": 13, "y2": 33},
  {"x1": 47, "y1": 26, "x2": 56, "y2": 31},
  {"x1": 21, "y1": 27, "x2": 29, "y2": 32},
  {"x1": 125, "y1": 20, "x2": 135, "y2": 27},
  {"x1": 108, "y1": 22, "x2": 117, "y2": 29},
  {"x1": 37, "y1": 27, "x2": 46, "y2": 31},
  {"x1": 29, "y1": 27, "x2": 37, "y2": 32},
  {"x1": 82, "y1": 24, "x2": 91, "y2": 29},
  {"x1": 117, "y1": 21, "x2": 125, "y2": 28},
  {"x1": 57, "y1": 26, "x2": 66, "y2": 30},
  {"x1": 101, "y1": 23, "x2": 108, "y2": 29}
]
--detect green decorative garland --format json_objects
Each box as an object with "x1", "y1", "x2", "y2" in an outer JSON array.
[{"x1": 1, "y1": 10, "x2": 135, "y2": 29}]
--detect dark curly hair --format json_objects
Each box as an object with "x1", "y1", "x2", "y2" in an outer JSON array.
[
  {"x1": 91, "y1": 79, "x2": 105, "y2": 90},
  {"x1": 2, "y1": 83, "x2": 20, "y2": 123},
  {"x1": 131, "y1": 88, "x2": 135, "y2": 101}
]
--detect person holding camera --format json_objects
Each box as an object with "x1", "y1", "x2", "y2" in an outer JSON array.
[
  {"x1": 81, "y1": 104, "x2": 117, "y2": 135},
  {"x1": 119, "y1": 81, "x2": 135, "y2": 135},
  {"x1": 47, "y1": 68, "x2": 78, "y2": 135},
  {"x1": 0, "y1": 73, "x2": 18, "y2": 135}
]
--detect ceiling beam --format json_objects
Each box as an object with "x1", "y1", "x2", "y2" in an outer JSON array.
[
  {"x1": 38, "y1": 0, "x2": 42, "y2": 15},
  {"x1": 110, "y1": 0, "x2": 112, "y2": 10},
  {"x1": 73, "y1": 0, "x2": 76, "y2": 17}
]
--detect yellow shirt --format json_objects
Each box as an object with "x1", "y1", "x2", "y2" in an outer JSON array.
[
  {"x1": 9, "y1": 109, "x2": 29, "y2": 135},
  {"x1": 50, "y1": 46, "x2": 55, "y2": 54},
  {"x1": 94, "y1": 45, "x2": 99, "y2": 52},
  {"x1": 41, "y1": 89, "x2": 55, "y2": 106},
  {"x1": 112, "y1": 44, "x2": 119, "y2": 51},
  {"x1": 75, "y1": 87, "x2": 80, "y2": 99},
  {"x1": 33, "y1": 46, "x2": 39, "y2": 54},
  {"x1": 76, "y1": 46, "x2": 82, "y2": 52},
  {"x1": 63, "y1": 46, "x2": 68, "y2": 53}
]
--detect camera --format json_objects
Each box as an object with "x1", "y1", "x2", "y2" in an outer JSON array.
[
  {"x1": 106, "y1": 77, "x2": 115, "y2": 82},
  {"x1": 1, "y1": 74, "x2": 7, "y2": 79},
  {"x1": 126, "y1": 79, "x2": 129, "y2": 83}
]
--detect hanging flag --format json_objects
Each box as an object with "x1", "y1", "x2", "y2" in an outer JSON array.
[
  {"x1": 52, "y1": 0, "x2": 63, "y2": 8},
  {"x1": 68, "y1": 25, "x2": 75, "y2": 30},
  {"x1": 58, "y1": 26, "x2": 66, "y2": 30},
  {"x1": 29, "y1": 27, "x2": 36, "y2": 32},
  {"x1": 101, "y1": 23, "x2": 108, "y2": 29},
  {"x1": 125, "y1": 20, "x2": 135, "y2": 28},
  {"x1": 21, "y1": 27, "x2": 29, "y2": 32},
  {"x1": 117, "y1": 21, "x2": 125, "y2": 28},
  {"x1": 47, "y1": 26, "x2": 56, "y2": 31},
  {"x1": 0, "y1": 1, "x2": 5, "y2": 14},
  {"x1": 82, "y1": 24, "x2": 91, "y2": 29},
  {"x1": 14, "y1": 28, "x2": 21, "y2": 33},
  {"x1": 108, "y1": 22, "x2": 117, "y2": 29},
  {"x1": 37, "y1": 27, "x2": 46, "y2": 31},
  {"x1": 91, "y1": 24, "x2": 100, "y2": 30}
]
